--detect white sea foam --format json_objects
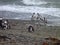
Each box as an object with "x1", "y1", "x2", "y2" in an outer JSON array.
[
  {"x1": 0, "y1": 5, "x2": 60, "y2": 17},
  {"x1": 22, "y1": 0, "x2": 47, "y2": 5}
]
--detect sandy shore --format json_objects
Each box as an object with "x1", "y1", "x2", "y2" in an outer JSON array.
[{"x1": 0, "y1": 19, "x2": 60, "y2": 45}]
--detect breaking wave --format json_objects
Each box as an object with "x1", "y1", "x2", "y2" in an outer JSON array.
[
  {"x1": 22, "y1": 0, "x2": 47, "y2": 5},
  {"x1": 0, "y1": 5, "x2": 60, "y2": 17}
]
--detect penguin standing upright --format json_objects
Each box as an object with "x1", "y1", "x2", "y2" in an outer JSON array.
[{"x1": 28, "y1": 25, "x2": 34, "y2": 32}]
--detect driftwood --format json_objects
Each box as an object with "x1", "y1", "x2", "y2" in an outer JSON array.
[
  {"x1": 0, "y1": 35, "x2": 11, "y2": 41},
  {"x1": 43, "y1": 37, "x2": 60, "y2": 45}
]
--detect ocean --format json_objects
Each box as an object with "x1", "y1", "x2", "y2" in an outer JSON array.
[{"x1": 0, "y1": 0, "x2": 60, "y2": 26}]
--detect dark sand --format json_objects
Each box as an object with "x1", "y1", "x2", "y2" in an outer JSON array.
[{"x1": 0, "y1": 19, "x2": 60, "y2": 45}]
